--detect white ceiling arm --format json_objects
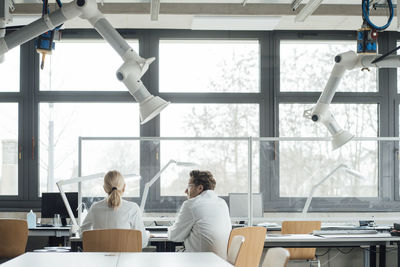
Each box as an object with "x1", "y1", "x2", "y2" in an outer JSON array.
[
  {"x1": 0, "y1": 0, "x2": 83, "y2": 56},
  {"x1": 304, "y1": 51, "x2": 358, "y2": 149},
  {"x1": 0, "y1": 0, "x2": 169, "y2": 125}
]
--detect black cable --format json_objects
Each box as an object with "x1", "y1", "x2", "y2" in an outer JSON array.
[
  {"x1": 336, "y1": 247, "x2": 354, "y2": 254},
  {"x1": 316, "y1": 248, "x2": 331, "y2": 257},
  {"x1": 371, "y1": 45, "x2": 400, "y2": 64}
]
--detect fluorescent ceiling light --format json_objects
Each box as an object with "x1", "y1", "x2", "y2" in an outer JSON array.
[
  {"x1": 295, "y1": 0, "x2": 323, "y2": 22},
  {"x1": 191, "y1": 16, "x2": 281, "y2": 31},
  {"x1": 150, "y1": 0, "x2": 160, "y2": 21}
]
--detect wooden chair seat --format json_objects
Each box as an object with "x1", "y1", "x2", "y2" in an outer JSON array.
[
  {"x1": 82, "y1": 229, "x2": 142, "y2": 252},
  {"x1": 0, "y1": 219, "x2": 28, "y2": 259},
  {"x1": 281, "y1": 221, "x2": 321, "y2": 260}
]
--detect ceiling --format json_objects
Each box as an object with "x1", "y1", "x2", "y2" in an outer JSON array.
[{"x1": 7, "y1": 0, "x2": 397, "y2": 31}]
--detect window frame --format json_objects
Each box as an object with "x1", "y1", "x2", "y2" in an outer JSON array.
[{"x1": 1, "y1": 29, "x2": 400, "y2": 213}]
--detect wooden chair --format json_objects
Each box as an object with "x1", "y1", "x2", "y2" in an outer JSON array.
[
  {"x1": 227, "y1": 235, "x2": 245, "y2": 266},
  {"x1": 82, "y1": 229, "x2": 142, "y2": 252},
  {"x1": 262, "y1": 248, "x2": 290, "y2": 267},
  {"x1": 227, "y1": 227, "x2": 266, "y2": 267},
  {"x1": 0, "y1": 219, "x2": 28, "y2": 259},
  {"x1": 281, "y1": 221, "x2": 321, "y2": 266}
]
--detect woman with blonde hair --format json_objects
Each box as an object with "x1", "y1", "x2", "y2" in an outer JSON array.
[{"x1": 80, "y1": 170, "x2": 149, "y2": 248}]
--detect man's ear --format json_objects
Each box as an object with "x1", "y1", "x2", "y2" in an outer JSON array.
[{"x1": 198, "y1": 184, "x2": 204, "y2": 193}]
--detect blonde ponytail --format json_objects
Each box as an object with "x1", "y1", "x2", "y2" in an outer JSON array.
[{"x1": 103, "y1": 170, "x2": 125, "y2": 210}]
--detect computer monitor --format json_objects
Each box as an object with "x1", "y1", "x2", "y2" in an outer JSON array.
[
  {"x1": 229, "y1": 193, "x2": 263, "y2": 219},
  {"x1": 41, "y1": 192, "x2": 78, "y2": 226}
]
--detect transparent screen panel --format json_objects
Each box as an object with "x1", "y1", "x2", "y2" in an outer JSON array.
[
  {"x1": 81, "y1": 140, "x2": 140, "y2": 201},
  {"x1": 39, "y1": 103, "x2": 139, "y2": 194}
]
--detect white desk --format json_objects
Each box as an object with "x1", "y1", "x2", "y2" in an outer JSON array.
[
  {"x1": 265, "y1": 233, "x2": 400, "y2": 267},
  {"x1": 1, "y1": 252, "x2": 233, "y2": 267}
]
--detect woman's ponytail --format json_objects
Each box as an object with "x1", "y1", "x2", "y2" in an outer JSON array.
[{"x1": 103, "y1": 171, "x2": 125, "y2": 210}]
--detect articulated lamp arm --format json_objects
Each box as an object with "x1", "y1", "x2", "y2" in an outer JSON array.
[
  {"x1": 140, "y1": 159, "x2": 176, "y2": 212},
  {"x1": 0, "y1": 0, "x2": 169, "y2": 124}
]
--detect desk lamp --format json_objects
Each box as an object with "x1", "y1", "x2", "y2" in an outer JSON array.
[
  {"x1": 302, "y1": 163, "x2": 365, "y2": 214},
  {"x1": 140, "y1": 159, "x2": 197, "y2": 212},
  {"x1": 56, "y1": 172, "x2": 140, "y2": 232}
]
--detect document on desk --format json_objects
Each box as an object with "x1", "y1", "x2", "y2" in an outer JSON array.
[
  {"x1": 150, "y1": 233, "x2": 168, "y2": 238},
  {"x1": 316, "y1": 233, "x2": 392, "y2": 238}
]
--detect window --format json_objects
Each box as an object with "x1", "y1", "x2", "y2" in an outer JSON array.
[
  {"x1": 160, "y1": 104, "x2": 259, "y2": 196},
  {"x1": 279, "y1": 104, "x2": 378, "y2": 198},
  {"x1": 40, "y1": 41, "x2": 139, "y2": 91},
  {"x1": 0, "y1": 48, "x2": 19, "y2": 92},
  {"x1": 0, "y1": 103, "x2": 18, "y2": 196},
  {"x1": 280, "y1": 40, "x2": 377, "y2": 92},
  {"x1": 39, "y1": 103, "x2": 139, "y2": 194},
  {"x1": 159, "y1": 40, "x2": 260, "y2": 93}
]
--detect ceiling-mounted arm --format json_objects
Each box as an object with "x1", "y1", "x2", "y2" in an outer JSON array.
[
  {"x1": 303, "y1": 51, "x2": 358, "y2": 150},
  {"x1": 304, "y1": 50, "x2": 400, "y2": 150},
  {"x1": 0, "y1": 0, "x2": 169, "y2": 124},
  {"x1": 0, "y1": 0, "x2": 82, "y2": 56}
]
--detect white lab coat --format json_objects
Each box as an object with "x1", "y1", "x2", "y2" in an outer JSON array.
[
  {"x1": 168, "y1": 190, "x2": 232, "y2": 259},
  {"x1": 80, "y1": 199, "x2": 149, "y2": 248}
]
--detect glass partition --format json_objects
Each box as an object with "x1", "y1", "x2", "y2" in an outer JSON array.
[{"x1": 77, "y1": 137, "x2": 397, "y2": 226}]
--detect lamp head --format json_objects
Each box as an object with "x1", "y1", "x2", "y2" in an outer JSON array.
[
  {"x1": 344, "y1": 167, "x2": 366, "y2": 180},
  {"x1": 331, "y1": 130, "x2": 354, "y2": 150},
  {"x1": 140, "y1": 95, "x2": 169, "y2": 124}
]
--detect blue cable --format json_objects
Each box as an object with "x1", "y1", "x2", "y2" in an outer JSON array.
[{"x1": 362, "y1": 0, "x2": 393, "y2": 30}]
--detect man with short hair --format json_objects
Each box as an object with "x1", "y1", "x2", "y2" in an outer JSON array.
[{"x1": 168, "y1": 170, "x2": 232, "y2": 259}]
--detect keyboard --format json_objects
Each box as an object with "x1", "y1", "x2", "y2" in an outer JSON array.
[
  {"x1": 313, "y1": 229, "x2": 378, "y2": 235},
  {"x1": 146, "y1": 226, "x2": 169, "y2": 231}
]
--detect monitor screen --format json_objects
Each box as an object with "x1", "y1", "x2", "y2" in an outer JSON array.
[
  {"x1": 229, "y1": 193, "x2": 263, "y2": 218},
  {"x1": 41, "y1": 192, "x2": 78, "y2": 219}
]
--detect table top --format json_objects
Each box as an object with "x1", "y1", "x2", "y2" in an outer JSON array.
[
  {"x1": 1, "y1": 252, "x2": 232, "y2": 267},
  {"x1": 264, "y1": 233, "x2": 400, "y2": 247}
]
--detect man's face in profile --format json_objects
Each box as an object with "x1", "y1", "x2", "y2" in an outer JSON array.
[{"x1": 184, "y1": 177, "x2": 203, "y2": 199}]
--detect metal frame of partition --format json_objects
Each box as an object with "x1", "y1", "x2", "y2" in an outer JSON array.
[{"x1": 78, "y1": 136, "x2": 400, "y2": 225}]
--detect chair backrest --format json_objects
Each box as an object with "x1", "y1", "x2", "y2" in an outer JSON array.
[
  {"x1": 281, "y1": 221, "x2": 321, "y2": 260},
  {"x1": 0, "y1": 219, "x2": 28, "y2": 259},
  {"x1": 262, "y1": 248, "x2": 290, "y2": 267},
  {"x1": 82, "y1": 229, "x2": 142, "y2": 252},
  {"x1": 227, "y1": 226, "x2": 266, "y2": 267},
  {"x1": 227, "y1": 235, "x2": 245, "y2": 265}
]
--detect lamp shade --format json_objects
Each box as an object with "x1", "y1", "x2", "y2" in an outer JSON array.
[
  {"x1": 331, "y1": 130, "x2": 354, "y2": 150},
  {"x1": 139, "y1": 95, "x2": 169, "y2": 124}
]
